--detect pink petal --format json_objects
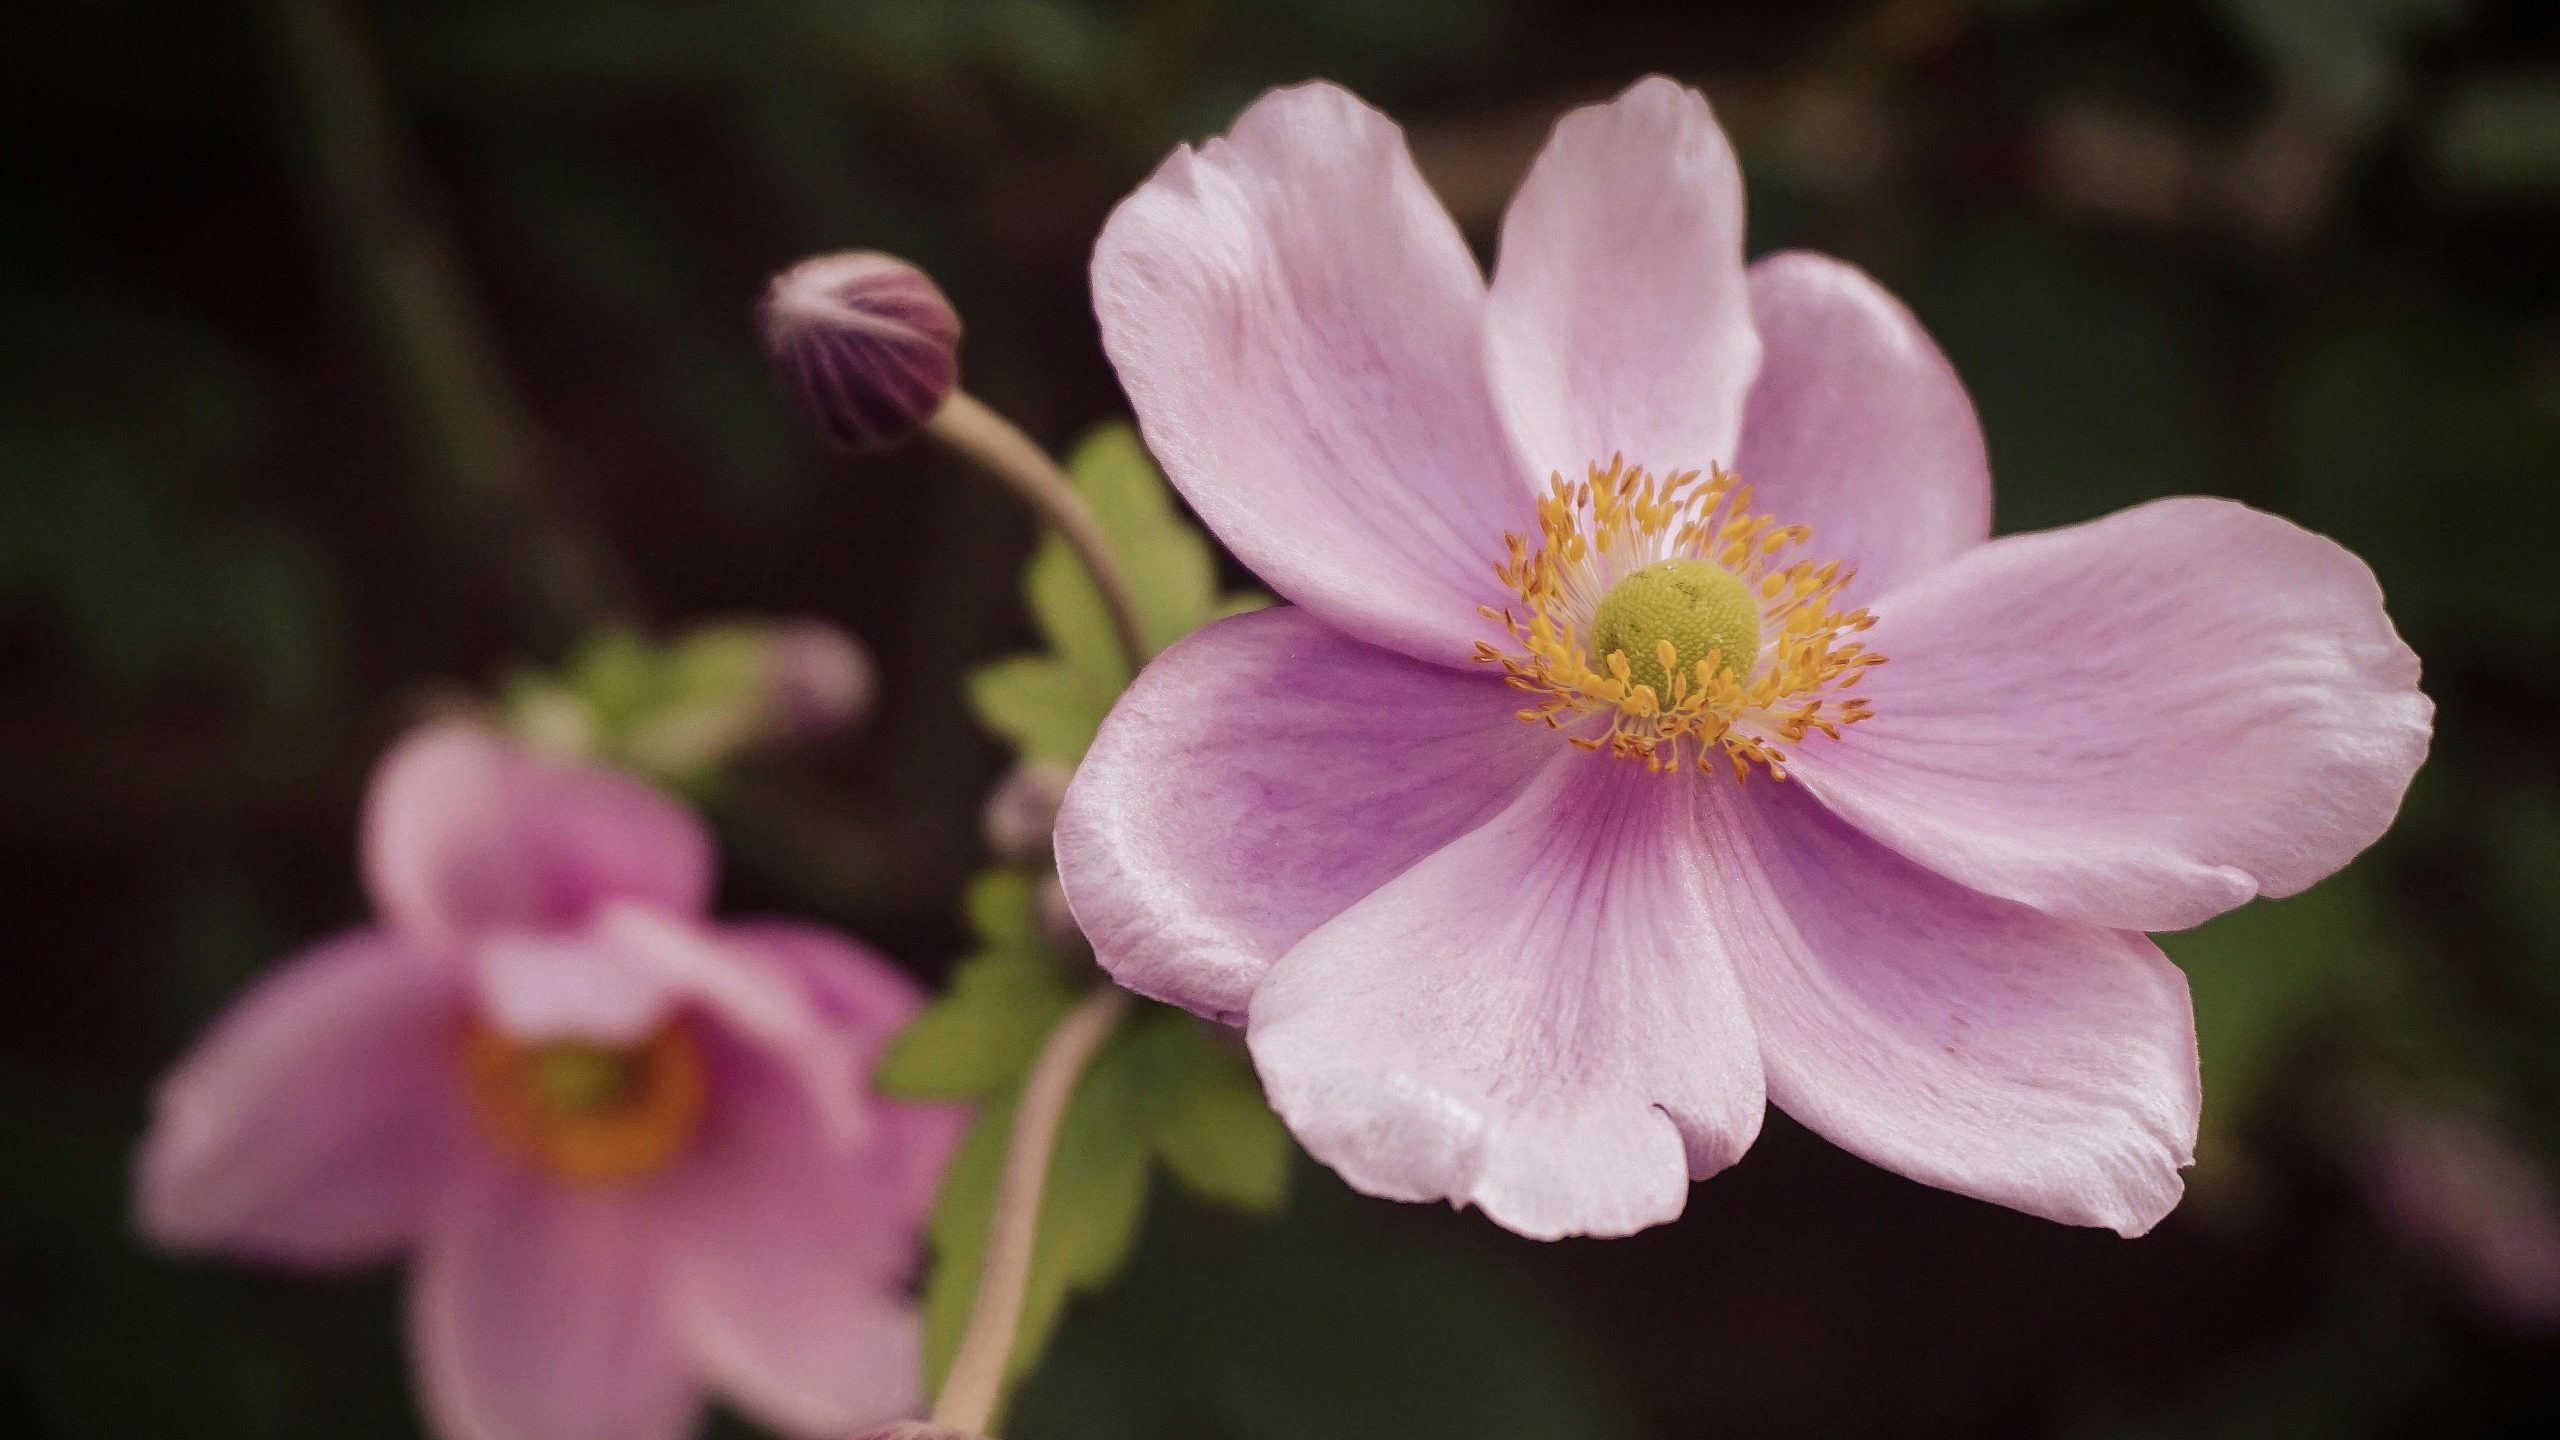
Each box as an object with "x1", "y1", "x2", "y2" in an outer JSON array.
[
  {"x1": 1732, "y1": 251, "x2": 1993, "y2": 601},
  {"x1": 656, "y1": 1052, "x2": 927, "y2": 1436},
  {"x1": 1092, "y1": 82, "x2": 1535, "y2": 667},
  {"x1": 364, "y1": 721, "x2": 715, "y2": 946},
  {"x1": 726, "y1": 920, "x2": 927, "y2": 1045},
  {"x1": 137, "y1": 928, "x2": 459, "y2": 1267},
  {"x1": 590, "y1": 906, "x2": 870, "y2": 1148},
  {"x1": 1712, "y1": 782, "x2": 2199, "y2": 1235},
  {"x1": 721, "y1": 920, "x2": 964, "y2": 1222},
  {"x1": 410, "y1": 1162, "x2": 699, "y2": 1440},
  {"x1": 1245, "y1": 756, "x2": 1766, "y2": 1240},
  {"x1": 1788, "y1": 497, "x2": 2432, "y2": 932},
  {"x1": 1486, "y1": 76, "x2": 1760, "y2": 484},
  {"x1": 475, "y1": 929, "x2": 678, "y2": 1044},
  {"x1": 1056, "y1": 607, "x2": 1553, "y2": 1023}
]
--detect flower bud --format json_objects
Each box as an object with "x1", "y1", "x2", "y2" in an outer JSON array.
[
  {"x1": 850, "y1": 1424, "x2": 980, "y2": 1440},
  {"x1": 760, "y1": 250, "x2": 961, "y2": 450},
  {"x1": 763, "y1": 618, "x2": 876, "y2": 739},
  {"x1": 983, "y1": 760, "x2": 1072, "y2": 863}
]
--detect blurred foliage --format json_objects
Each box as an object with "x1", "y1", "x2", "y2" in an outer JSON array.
[
  {"x1": 500, "y1": 620, "x2": 844, "y2": 791},
  {"x1": 7, "y1": 0, "x2": 2560, "y2": 1437},
  {"x1": 1009, "y1": 1173, "x2": 1643, "y2": 1440}
]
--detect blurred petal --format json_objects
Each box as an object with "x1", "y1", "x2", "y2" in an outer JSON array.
[
  {"x1": 1093, "y1": 82, "x2": 1535, "y2": 666},
  {"x1": 658, "y1": 1054, "x2": 926, "y2": 1436},
  {"x1": 1717, "y1": 783, "x2": 2198, "y2": 1235},
  {"x1": 1248, "y1": 758, "x2": 1765, "y2": 1240},
  {"x1": 475, "y1": 930, "x2": 677, "y2": 1045},
  {"x1": 137, "y1": 928, "x2": 458, "y2": 1266},
  {"x1": 592, "y1": 906, "x2": 870, "y2": 1148},
  {"x1": 1733, "y1": 252, "x2": 1993, "y2": 601},
  {"x1": 410, "y1": 1165, "x2": 698, "y2": 1440},
  {"x1": 720, "y1": 922, "x2": 962, "y2": 1221},
  {"x1": 1487, "y1": 76, "x2": 1760, "y2": 482},
  {"x1": 1058, "y1": 607, "x2": 1551, "y2": 1023},
  {"x1": 1789, "y1": 498, "x2": 2432, "y2": 931},
  {"x1": 364, "y1": 721, "x2": 715, "y2": 945}
]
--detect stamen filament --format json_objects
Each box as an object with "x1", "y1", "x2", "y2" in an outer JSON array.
[{"x1": 1479, "y1": 457, "x2": 1884, "y2": 780}]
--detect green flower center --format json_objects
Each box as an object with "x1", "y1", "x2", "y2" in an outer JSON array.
[
  {"x1": 529, "y1": 1042, "x2": 644, "y2": 1115},
  {"x1": 1588, "y1": 559, "x2": 1761, "y2": 696}
]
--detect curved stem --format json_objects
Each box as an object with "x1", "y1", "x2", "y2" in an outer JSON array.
[
  {"x1": 925, "y1": 391, "x2": 1154, "y2": 674},
  {"x1": 929, "y1": 986, "x2": 1132, "y2": 1435}
]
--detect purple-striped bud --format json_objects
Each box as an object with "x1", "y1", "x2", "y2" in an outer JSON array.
[{"x1": 760, "y1": 251, "x2": 961, "y2": 450}]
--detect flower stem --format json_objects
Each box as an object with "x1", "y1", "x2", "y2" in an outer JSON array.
[
  {"x1": 925, "y1": 392, "x2": 1154, "y2": 674},
  {"x1": 929, "y1": 986, "x2": 1132, "y2": 1434}
]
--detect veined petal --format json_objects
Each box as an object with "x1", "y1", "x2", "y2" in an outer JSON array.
[
  {"x1": 410, "y1": 1163, "x2": 698, "y2": 1440},
  {"x1": 1788, "y1": 497, "x2": 2432, "y2": 932},
  {"x1": 657, "y1": 1051, "x2": 926, "y2": 1437},
  {"x1": 1092, "y1": 81, "x2": 1535, "y2": 667},
  {"x1": 136, "y1": 928, "x2": 459, "y2": 1266},
  {"x1": 1733, "y1": 252, "x2": 1993, "y2": 601},
  {"x1": 364, "y1": 721, "x2": 714, "y2": 947},
  {"x1": 1246, "y1": 756, "x2": 1765, "y2": 1240},
  {"x1": 1056, "y1": 607, "x2": 1552, "y2": 1023},
  {"x1": 1487, "y1": 76, "x2": 1760, "y2": 485},
  {"x1": 1710, "y1": 782, "x2": 2199, "y2": 1235}
]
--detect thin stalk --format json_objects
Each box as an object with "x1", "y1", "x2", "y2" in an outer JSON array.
[
  {"x1": 925, "y1": 391, "x2": 1153, "y2": 675},
  {"x1": 258, "y1": 0, "x2": 633, "y2": 637},
  {"x1": 929, "y1": 987, "x2": 1132, "y2": 1434}
]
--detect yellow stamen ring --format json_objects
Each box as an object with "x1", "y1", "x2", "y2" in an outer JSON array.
[
  {"x1": 1473, "y1": 457, "x2": 1883, "y2": 780},
  {"x1": 464, "y1": 1021, "x2": 708, "y2": 1184}
]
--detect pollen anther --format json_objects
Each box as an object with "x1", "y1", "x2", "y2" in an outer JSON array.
[{"x1": 1479, "y1": 457, "x2": 1882, "y2": 780}]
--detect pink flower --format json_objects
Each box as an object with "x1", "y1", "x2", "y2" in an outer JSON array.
[
  {"x1": 1056, "y1": 78, "x2": 2431, "y2": 1240},
  {"x1": 137, "y1": 722, "x2": 959, "y2": 1440},
  {"x1": 2362, "y1": 1106, "x2": 2560, "y2": 1330}
]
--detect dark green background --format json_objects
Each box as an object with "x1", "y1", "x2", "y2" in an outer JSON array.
[{"x1": 6, "y1": 0, "x2": 2559, "y2": 1435}]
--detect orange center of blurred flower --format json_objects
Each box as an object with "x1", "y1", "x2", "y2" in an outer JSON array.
[{"x1": 462, "y1": 1022, "x2": 708, "y2": 1184}]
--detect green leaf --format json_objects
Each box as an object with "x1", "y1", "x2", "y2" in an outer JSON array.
[
  {"x1": 966, "y1": 654, "x2": 1111, "y2": 766},
  {"x1": 965, "y1": 868, "x2": 1043, "y2": 948},
  {"x1": 1210, "y1": 589, "x2": 1275, "y2": 621},
  {"x1": 922, "y1": 1038, "x2": 1154, "y2": 1411},
  {"x1": 875, "y1": 949, "x2": 1074, "y2": 1101},
  {"x1": 1124, "y1": 1010, "x2": 1291, "y2": 1214},
  {"x1": 565, "y1": 628, "x2": 657, "y2": 732},
  {"x1": 1025, "y1": 424, "x2": 1220, "y2": 674},
  {"x1": 972, "y1": 421, "x2": 1267, "y2": 766}
]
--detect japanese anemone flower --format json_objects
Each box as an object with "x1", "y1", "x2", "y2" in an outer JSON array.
[
  {"x1": 137, "y1": 722, "x2": 959, "y2": 1440},
  {"x1": 1056, "y1": 78, "x2": 2430, "y2": 1240}
]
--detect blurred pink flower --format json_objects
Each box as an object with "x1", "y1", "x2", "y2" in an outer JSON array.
[
  {"x1": 2364, "y1": 1106, "x2": 2560, "y2": 1330},
  {"x1": 1058, "y1": 78, "x2": 2431, "y2": 1240},
  {"x1": 762, "y1": 618, "x2": 877, "y2": 740},
  {"x1": 138, "y1": 721, "x2": 959, "y2": 1440}
]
